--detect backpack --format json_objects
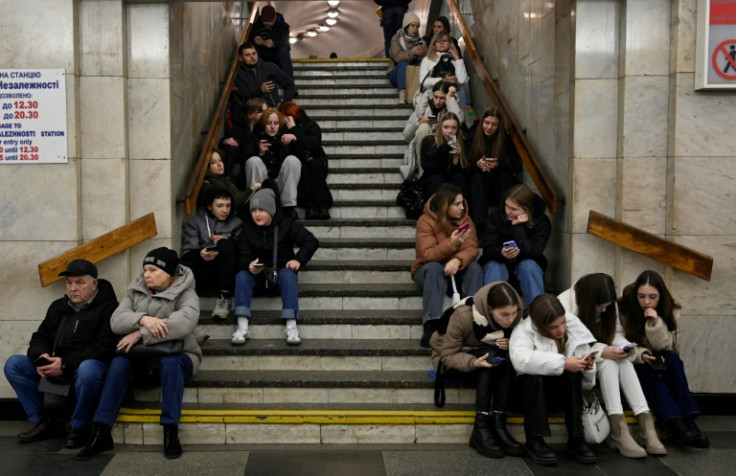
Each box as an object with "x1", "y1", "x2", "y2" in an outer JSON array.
[{"x1": 396, "y1": 175, "x2": 424, "y2": 219}]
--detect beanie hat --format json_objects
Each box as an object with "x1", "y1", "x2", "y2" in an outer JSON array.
[
  {"x1": 250, "y1": 188, "x2": 277, "y2": 217},
  {"x1": 261, "y1": 5, "x2": 276, "y2": 23},
  {"x1": 402, "y1": 12, "x2": 420, "y2": 30},
  {"x1": 143, "y1": 247, "x2": 179, "y2": 276}
]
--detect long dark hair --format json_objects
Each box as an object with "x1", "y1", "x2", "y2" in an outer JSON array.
[
  {"x1": 529, "y1": 294, "x2": 566, "y2": 338},
  {"x1": 470, "y1": 106, "x2": 505, "y2": 161},
  {"x1": 574, "y1": 273, "x2": 617, "y2": 344},
  {"x1": 618, "y1": 270, "x2": 680, "y2": 345}
]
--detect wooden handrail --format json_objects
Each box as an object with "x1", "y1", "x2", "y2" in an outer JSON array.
[
  {"x1": 587, "y1": 210, "x2": 713, "y2": 281},
  {"x1": 37, "y1": 213, "x2": 158, "y2": 287},
  {"x1": 184, "y1": 3, "x2": 260, "y2": 215},
  {"x1": 446, "y1": 0, "x2": 559, "y2": 214}
]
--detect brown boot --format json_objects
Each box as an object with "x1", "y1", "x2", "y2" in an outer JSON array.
[
  {"x1": 637, "y1": 412, "x2": 667, "y2": 455},
  {"x1": 608, "y1": 414, "x2": 647, "y2": 458}
]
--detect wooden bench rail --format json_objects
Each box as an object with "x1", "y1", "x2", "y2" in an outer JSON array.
[
  {"x1": 586, "y1": 210, "x2": 713, "y2": 281},
  {"x1": 184, "y1": 3, "x2": 260, "y2": 215},
  {"x1": 446, "y1": 0, "x2": 559, "y2": 214},
  {"x1": 37, "y1": 213, "x2": 158, "y2": 287}
]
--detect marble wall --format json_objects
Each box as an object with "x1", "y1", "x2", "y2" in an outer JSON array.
[
  {"x1": 0, "y1": 0, "x2": 237, "y2": 398},
  {"x1": 469, "y1": 0, "x2": 736, "y2": 393}
]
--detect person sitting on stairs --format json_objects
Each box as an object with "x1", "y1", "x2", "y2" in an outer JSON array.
[
  {"x1": 232, "y1": 186, "x2": 319, "y2": 347},
  {"x1": 558, "y1": 273, "x2": 667, "y2": 458},
  {"x1": 430, "y1": 281, "x2": 525, "y2": 459}
]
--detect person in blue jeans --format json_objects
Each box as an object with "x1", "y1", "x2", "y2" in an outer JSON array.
[
  {"x1": 232, "y1": 187, "x2": 319, "y2": 347},
  {"x1": 618, "y1": 269, "x2": 710, "y2": 448},
  {"x1": 388, "y1": 12, "x2": 426, "y2": 99},
  {"x1": 479, "y1": 184, "x2": 551, "y2": 308},
  {"x1": 4, "y1": 259, "x2": 118, "y2": 449},
  {"x1": 76, "y1": 248, "x2": 202, "y2": 460}
]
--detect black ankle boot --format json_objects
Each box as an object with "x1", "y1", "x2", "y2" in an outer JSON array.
[
  {"x1": 469, "y1": 412, "x2": 504, "y2": 458},
  {"x1": 420, "y1": 320, "x2": 438, "y2": 348},
  {"x1": 491, "y1": 412, "x2": 523, "y2": 456},
  {"x1": 665, "y1": 418, "x2": 698, "y2": 446},
  {"x1": 684, "y1": 415, "x2": 710, "y2": 448},
  {"x1": 164, "y1": 424, "x2": 182, "y2": 459},
  {"x1": 525, "y1": 436, "x2": 557, "y2": 466},
  {"x1": 566, "y1": 437, "x2": 597, "y2": 464},
  {"x1": 76, "y1": 423, "x2": 113, "y2": 460}
]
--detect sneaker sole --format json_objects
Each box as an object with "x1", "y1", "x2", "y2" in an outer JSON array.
[
  {"x1": 525, "y1": 447, "x2": 557, "y2": 466},
  {"x1": 286, "y1": 340, "x2": 301, "y2": 346},
  {"x1": 231, "y1": 339, "x2": 247, "y2": 346},
  {"x1": 469, "y1": 439, "x2": 504, "y2": 458}
]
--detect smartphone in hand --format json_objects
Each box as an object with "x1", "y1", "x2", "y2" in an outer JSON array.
[
  {"x1": 620, "y1": 343, "x2": 638, "y2": 352},
  {"x1": 457, "y1": 222, "x2": 470, "y2": 233},
  {"x1": 581, "y1": 351, "x2": 598, "y2": 361},
  {"x1": 487, "y1": 355, "x2": 505, "y2": 364},
  {"x1": 649, "y1": 356, "x2": 666, "y2": 370},
  {"x1": 502, "y1": 240, "x2": 518, "y2": 249},
  {"x1": 252, "y1": 263, "x2": 265, "y2": 269},
  {"x1": 34, "y1": 356, "x2": 53, "y2": 367}
]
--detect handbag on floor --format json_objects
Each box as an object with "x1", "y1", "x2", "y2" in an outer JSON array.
[{"x1": 582, "y1": 393, "x2": 610, "y2": 444}]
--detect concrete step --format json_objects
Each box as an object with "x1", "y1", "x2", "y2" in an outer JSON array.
[
  {"x1": 326, "y1": 168, "x2": 403, "y2": 186},
  {"x1": 298, "y1": 85, "x2": 396, "y2": 96},
  {"x1": 297, "y1": 95, "x2": 403, "y2": 107},
  {"x1": 298, "y1": 259, "x2": 410, "y2": 284},
  {"x1": 198, "y1": 338, "x2": 427, "y2": 371},
  {"x1": 322, "y1": 130, "x2": 405, "y2": 142},
  {"x1": 304, "y1": 105, "x2": 412, "y2": 117},
  {"x1": 323, "y1": 141, "x2": 406, "y2": 156},
  {"x1": 296, "y1": 75, "x2": 389, "y2": 86},
  {"x1": 328, "y1": 155, "x2": 404, "y2": 169},
  {"x1": 314, "y1": 117, "x2": 408, "y2": 129},
  {"x1": 306, "y1": 218, "x2": 416, "y2": 239},
  {"x1": 314, "y1": 200, "x2": 404, "y2": 219},
  {"x1": 310, "y1": 237, "x2": 415, "y2": 261}
]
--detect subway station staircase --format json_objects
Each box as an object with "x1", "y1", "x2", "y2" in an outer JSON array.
[{"x1": 114, "y1": 59, "x2": 484, "y2": 446}]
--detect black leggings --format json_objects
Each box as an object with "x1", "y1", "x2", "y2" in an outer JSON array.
[{"x1": 444, "y1": 359, "x2": 515, "y2": 413}]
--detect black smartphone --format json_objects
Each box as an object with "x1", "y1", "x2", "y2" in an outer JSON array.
[
  {"x1": 34, "y1": 356, "x2": 53, "y2": 367},
  {"x1": 204, "y1": 243, "x2": 219, "y2": 252},
  {"x1": 650, "y1": 356, "x2": 666, "y2": 370},
  {"x1": 267, "y1": 73, "x2": 276, "y2": 83}
]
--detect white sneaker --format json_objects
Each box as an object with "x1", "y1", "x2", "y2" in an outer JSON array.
[
  {"x1": 231, "y1": 328, "x2": 249, "y2": 346},
  {"x1": 399, "y1": 89, "x2": 406, "y2": 103},
  {"x1": 212, "y1": 295, "x2": 231, "y2": 320},
  {"x1": 285, "y1": 327, "x2": 301, "y2": 346}
]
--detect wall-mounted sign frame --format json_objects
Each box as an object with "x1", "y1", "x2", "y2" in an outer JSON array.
[{"x1": 696, "y1": 0, "x2": 736, "y2": 89}]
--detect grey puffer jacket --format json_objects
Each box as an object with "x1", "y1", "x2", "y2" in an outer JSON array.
[{"x1": 111, "y1": 264, "x2": 202, "y2": 374}]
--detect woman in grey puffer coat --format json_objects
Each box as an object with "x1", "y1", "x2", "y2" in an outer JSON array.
[{"x1": 77, "y1": 248, "x2": 201, "y2": 461}]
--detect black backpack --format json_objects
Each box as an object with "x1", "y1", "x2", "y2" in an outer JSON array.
[{"x1": 396, "y1": 175, "x2": 424, "y2": 219}]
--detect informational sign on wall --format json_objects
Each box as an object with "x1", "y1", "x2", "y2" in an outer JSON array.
[
  {"x1": 0, "y1": 69, "x2": 68, "y2": 163},
  {"x1": 696, "y1": 0, "x2": 736, "y2": 89}
]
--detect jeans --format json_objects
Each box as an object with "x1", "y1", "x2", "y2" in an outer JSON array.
[
  {"x1": 4, "y1": 355, "x2": 107, "y2": 430},
  {"x1": 634, "y1": 350, "x2": 699, "y2": 424},
  {"x1": 93, "y1": 353, "x2": 194, "y2": 427},
  {"x1": 234, "y1": 268, "x2": 299, "y2": 319},
  {"x1": 381, "y1": 6, "x2": 407, "y2": 58},
  {"x1": 412, "y1": 261, "x2": 483, "y2": 323},
  {"x1": 518, "y1": 372, "x2": 584, "y2": 439},
  {"x1": 483, "y1": 259, "x2": 544, "y2": 307},
  {"x1": 597, "y1": 357, "x2": 650, "y2": 415},
  {"x1": 389, "y1": 60, "x2": 409, "y2": 90}
]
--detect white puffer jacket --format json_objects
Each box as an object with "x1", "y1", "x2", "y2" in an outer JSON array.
[{"x1": 509, "y1": 312, "x2": 597, "y2": 389}]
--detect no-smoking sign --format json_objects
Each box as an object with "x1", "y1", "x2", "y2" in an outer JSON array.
[{"x1": 712, "y1": 39, "x2": 736, "y2": 80}]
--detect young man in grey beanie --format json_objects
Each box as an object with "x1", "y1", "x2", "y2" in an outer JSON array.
[{"x1": 231, "y1": 188, "x2": 319, "y2": 345}]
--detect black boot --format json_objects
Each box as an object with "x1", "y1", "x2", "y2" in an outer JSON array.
[
  {"x1": 524, "y1": 436, "x2": 557, "y2": 466},
  {"x1": 76, "y1": 423, "x2": 113, "y2": 460},
  {"x1": 566, "y1": 436, "x2": 597, "y2": 464},
  {"x1": 420, "y1": 320, "x2": 438, "y2": 348},
  {"x1": 469, "y1": 412, "x2": 504, "y2": 458},
  {"x1": 65, "y1": 426, "x2": 89, "y2": 449},
  {"x1": 164, "y1": 424, "x2": 182, "y2": 459},
  {"x1": 492, "y1": 412, "x2": 523, "y2": 456},
  {"x1": 17, "y1": 418, "x2": 53, "y2": 443},
  {"x1": 684, "y1": 415, "x2": 710, "y2": 448},
  {"x1": 665, "y1": 418, "x2": 698, "y2": 446}
]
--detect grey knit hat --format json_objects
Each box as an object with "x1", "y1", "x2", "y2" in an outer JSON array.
[{"x1": 250, "y1": 188, "x2": 277, "y2": 217}]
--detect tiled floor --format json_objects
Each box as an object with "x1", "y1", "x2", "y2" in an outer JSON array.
[{"x1": 1, "y1": 417, "x2": 733, "y2": 476}]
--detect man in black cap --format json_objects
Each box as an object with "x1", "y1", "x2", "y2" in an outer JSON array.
[{"x1": 3, "y1": 259, "x2": 119, "y2": 448}]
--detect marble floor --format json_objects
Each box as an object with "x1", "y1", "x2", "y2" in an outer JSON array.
[{"x1": 1, "y1": 416, "x2": 733, "y2": 476}]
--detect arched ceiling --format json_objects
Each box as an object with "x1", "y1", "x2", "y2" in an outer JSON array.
[{"x1": 266, "y1": 1, "x2": 430, "y2": 59}]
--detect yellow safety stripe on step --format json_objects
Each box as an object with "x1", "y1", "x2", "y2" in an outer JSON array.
[{"x1": 116, "y1": 408, "x2": 638, "y2": 425}]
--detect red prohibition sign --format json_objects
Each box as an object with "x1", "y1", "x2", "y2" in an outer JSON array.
[{"x1": 712, "y1": 39, "x2": 736, "y2": 80}]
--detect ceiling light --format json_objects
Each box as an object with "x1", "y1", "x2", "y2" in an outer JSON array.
[
  {"x1": 327, "y1": 1, "x2": 340, "y2": 6},
  {"x1": 319, "y1": 25, "x2": 330, "y2": 32},
  {"x1": 327, "y1": 8, "x2": 339, "y2": 18},
  {"x1": 289, "y1": 37, "x2": 297, "y2": 44},
  {"x1": 307, "y1": 31, "x2": 317, "y2": 37},
  {"x1": 325, "y1": 18, "x2": 337, "y2": 26}
]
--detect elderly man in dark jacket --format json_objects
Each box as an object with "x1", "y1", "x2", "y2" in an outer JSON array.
[
  {"x1": 4, "y1": 259, "x2": 118, "y2": 448},
  {"x1": 235, "y1": 42, "x2": 295, "y2": 108}
]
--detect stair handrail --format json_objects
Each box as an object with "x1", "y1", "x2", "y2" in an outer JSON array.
[
  {"x1": 184, "y1": 2, "x2": 260, "y2": 216},
  {"x1": 37, "y1": 213, "x2": 158, "y2": 287},
  {"x1": 587, "y1": 210, "x2": 713, "y2": 281},
  {"x1": 445, "y1": 0, "x2": 559, "y2": 214}
]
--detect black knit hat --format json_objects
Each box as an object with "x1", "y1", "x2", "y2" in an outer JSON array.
[{"x1": 143, "y1": 247, "x2": 179, "y2": 275}]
